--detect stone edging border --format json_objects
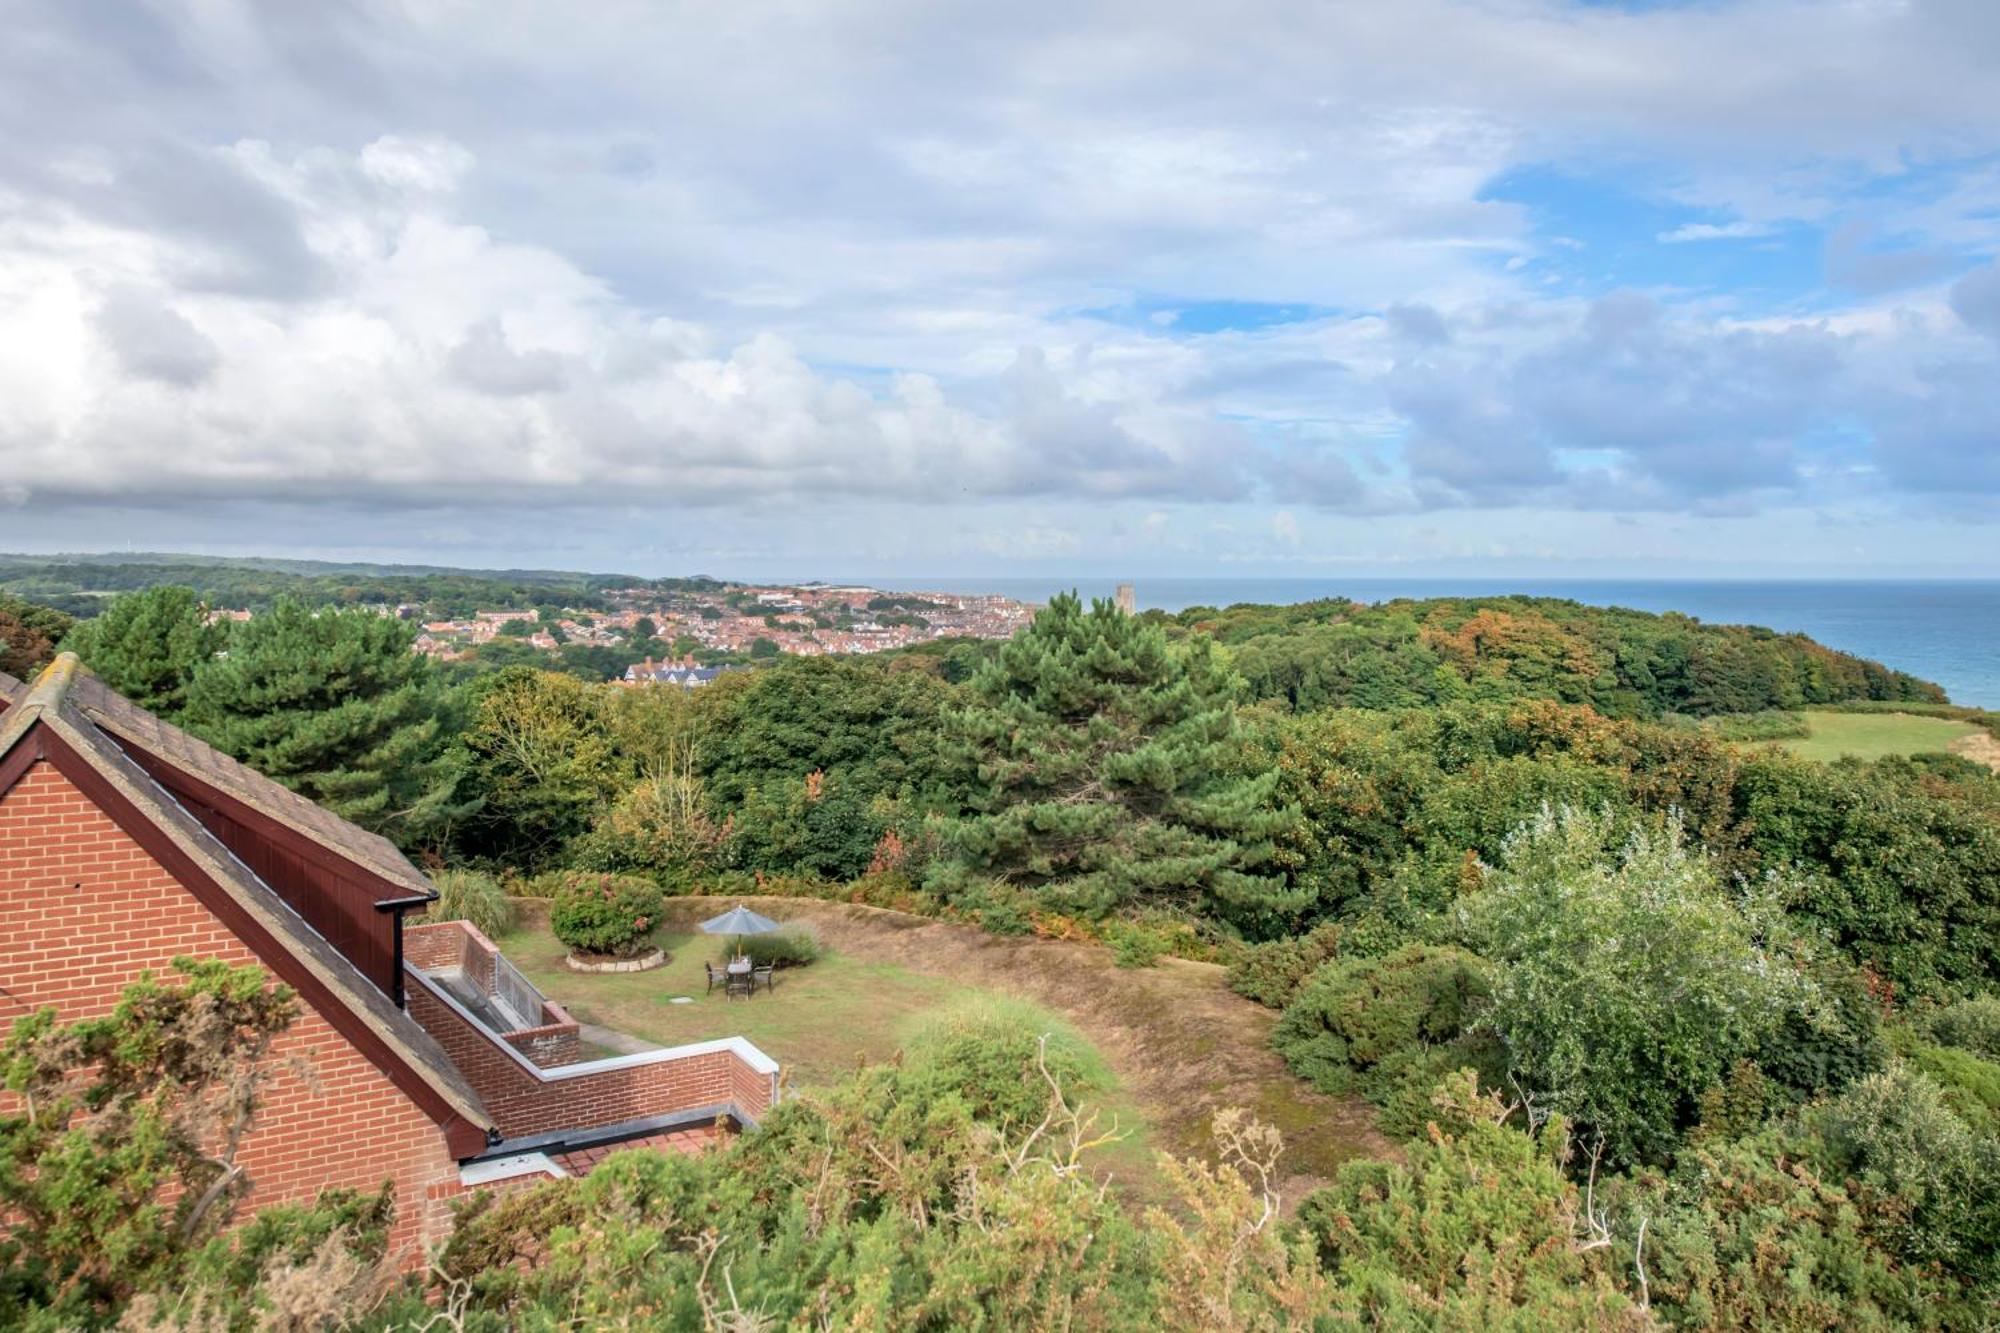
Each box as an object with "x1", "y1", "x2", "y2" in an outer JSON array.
[{"x1": 563, "y1": 947, "x2": 666, "y2": 974}]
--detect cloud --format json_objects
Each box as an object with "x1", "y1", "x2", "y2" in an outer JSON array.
[
  {"x1": 1656, "y1": 221, "x2": 1773, "y2": 243},
  {"x1": 1950, "y1": 262, "x2": 2000, "y2": 341},
  {"x1": 0, "y1": 0, "x2": 1996, "y2": 573},
  {"x1": 94, "y1": 285, "x2": 220, "y2": 386}
]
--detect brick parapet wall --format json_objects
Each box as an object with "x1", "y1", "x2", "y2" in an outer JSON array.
[
  {"x1": 0, "y1": 761, "x2": 461, "y2": 1260},
  {"x1": 405, "y1": 920, "x2": 579, "y2": 1067},
  {"x1": 406, "y1": 977, "x2": 774, "y2": 1139}
]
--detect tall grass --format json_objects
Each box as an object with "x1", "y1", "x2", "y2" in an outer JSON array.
[{"x1": 425, "y1": 869, "x2": 513, "y2": 938}]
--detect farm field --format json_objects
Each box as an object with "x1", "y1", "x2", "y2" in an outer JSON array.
[{"x1": 1776, "y1": 710, "x2": 1983, "y2": 762}]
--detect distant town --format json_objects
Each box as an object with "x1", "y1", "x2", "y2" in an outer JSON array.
[{"x1": 211, "y1": 581, "x2": 1051, "y2": 682}]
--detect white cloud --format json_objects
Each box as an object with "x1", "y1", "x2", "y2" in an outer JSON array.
[
  {"x1": 1656, "y1": 221, "x2": 1774, "y2": 243},
  {"x1": 0, "y1": 0, "x2": 1996, "y2": 571}
]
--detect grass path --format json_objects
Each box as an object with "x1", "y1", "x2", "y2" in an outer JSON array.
[{"x1": 1776, "y1": 710, "x2": 1982, "y2": 762}]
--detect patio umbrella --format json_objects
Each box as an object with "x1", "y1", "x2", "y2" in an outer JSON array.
[{"x1": 698, "y1": 903, "x2": 781, "y2": 958}]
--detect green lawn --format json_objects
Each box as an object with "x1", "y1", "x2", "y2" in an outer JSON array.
[
  {"x1": 492, "y1": 920, "x2": 1157, "y2": 1184},
  {"x1": 1776, "y1": 710, "x2": 1980, "y2": 763}
]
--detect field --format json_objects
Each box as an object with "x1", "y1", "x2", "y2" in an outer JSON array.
[
  {"x1": 1775, "y1": 710, "x2": 1983, "y2": 762},
  {"x1": 495, "y1": 895, "x2": 1391, "y2": 1207}
]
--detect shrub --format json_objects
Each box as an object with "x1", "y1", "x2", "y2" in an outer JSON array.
[
  {"x1": 1908, "y1": 1043, "x2": 2000, "y2": 1132},
  {"x1": 1461, "y1": 806, "x2": 1819, "y2": 1167},
  {"x1": 424, "y1": 868, "x2": 513, "y2": 938},
  {"x1": 1272, "y1": 944, "x2": 1494, "y2": 1102},
  {"x1": 1929, "y1": 993, "x2": 2000, "y2": 1059},
  {"x1": 723, "y1": 925, "x2": 823, "y2": 969},
  {"x1": 547, "y1": 872, "x2": 664, "y2": 958},
  {"x1": 1228, "y1": 921, "x2": 1345, "y2": 1008},
  {"x1": 901, "y1": 997, "x2": 1111, "y2": 1132},
  {"x1": 1808, "y1": 1063, "x2": 2000, "y2": 1281}
]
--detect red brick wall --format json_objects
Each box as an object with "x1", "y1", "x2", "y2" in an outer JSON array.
[
  {"x1": 407, "y1": 980, "x2": 772, "y2": 1137},
  {"x1": 0, "y1": 760, "x2": 461, "y2": 1259},
  {"x1": 406, "y1": 921, "x2": 579, "y2": 1067}
]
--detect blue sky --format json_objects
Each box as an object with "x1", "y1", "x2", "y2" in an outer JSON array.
[{"x1": 0, "y1": 0, "x2": 1995, "y2": 578}]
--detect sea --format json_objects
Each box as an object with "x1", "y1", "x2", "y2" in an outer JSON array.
[{"x1": 858, "y1": 577, "x2": 2000, "y2": 710}]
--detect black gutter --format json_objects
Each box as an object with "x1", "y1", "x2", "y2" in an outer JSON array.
[
  {"x1": 373, "y1": 893, "x2": 436, "y2": 1009},
  {"x1": 458, "y1": 1101, "x2": 756, "y2": 1167}
]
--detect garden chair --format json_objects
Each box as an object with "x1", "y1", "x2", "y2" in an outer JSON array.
[
  {"x1": 704, "y1": 962, "x2": 724, "y2": 994},
  {"x1": 726, "y1": 969, "x2": 754, "y2": 1001},
  {"x1": 753, "y1": 963, "x2": 775, "y2": 993}
]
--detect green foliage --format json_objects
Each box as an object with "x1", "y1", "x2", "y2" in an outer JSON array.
[
  {"x1": 1273, "y1": 944, "x2": 1497, "y2": 1104},
  {"x1": 57, "y1": 586, "x2": 221, "y2": 717},
  {"x1": 1808, "y1": 1064, "x2": 2000, "y2": 1282},
  {"x1": 1687, "y1": 707, "x2": 1811, "y2": 741},
  {"x1": 0, "y1": 959, "x2": 309, "y2": 1324},
  {"x1": 455, "y1": 667, "x2": 621, "y2": 869},
  {"x1": 939, "y1": 592, "x2": 1295, "y2": 924},
  {"x1": 181, "y1": 598, "x2": 459, "y2": 845},
  {"x1": 1753, "y1": 956, "x2": 1887, "y2": 1102},
  {"x1": 1294, "y1": 1072, "x2": 1649, "y2": 1330},
  {"x1": 1908, "y1": 1043, "x2": 2000, "y2": 1132},
  {"x1": 1228, "y1": 921, "x2": 1349, "y2": 1008},
  {"x1": 900, "y1": 996, "x2": 1112, "y2": 1133},
  {"x1": 1461, "y1": 806, "x2": 1819, "y2": 1167},
  {"x1": 547, "y1": 872, "x2": 664, "y2": 957},
  {"x1": 424, "y1": 868, "x2": 513, "y2": 938},
  {"x1": 725, "y1": 924, "x2": 824, "y2": 969},
  {"x1": 1637, "y1": 1123, "x2": 1979, "y2": 1329},
  {"x1": 729, "y1": 771, "x2": 886, "y2": 881},
  {"x1": 436, "y1": 1019, "x2": 1146, "y2": 1329},
  {"x1": 1173, "y1": 594, "x2": 1942, "y2": 719},
  {"x1": 1929, "y1": 993, "x2": 2000, "y2": 1059},
  {"x1": 1736, "y1": 751, "x2": 2000, "y2": 997}
]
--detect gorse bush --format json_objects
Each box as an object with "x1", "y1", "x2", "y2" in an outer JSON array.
[
  {"x1": 723, "y1": 924, "x2": 823, "y2": 968},
  {"x1": 424, "y1": 868, "x2": 512, "y2": 938},
  {"x1": 1272, "y1": 944, "x2": 1496, "y2": 1106},
  {"x1": 1228, "y1": 921, "x2": 1347, "y2": 1008},
  {"x1": 547, "y1": 872, "x2": 664, "y2": 957},
  {"x1": 900, "y1": 996, "x2": 1112, "y2": 1132}
]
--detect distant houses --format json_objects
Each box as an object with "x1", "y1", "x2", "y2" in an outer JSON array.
[{"x1": 621, "y1": 655, "x2": 744, "y2": 688}]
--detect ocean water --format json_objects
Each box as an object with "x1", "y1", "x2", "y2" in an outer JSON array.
[{"x1": 861, "y1": 577, "x2": 2000, "y2": 709}]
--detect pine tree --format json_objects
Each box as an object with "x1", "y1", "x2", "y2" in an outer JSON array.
[
  {"x1": 57, "y1": 586, "x2": 219, "y2": 717},
  {"x1": 183, "y1": 598, "x2": 462, "y2": 843},
  {"x1": 939, "y1": 593, "x2": 1298, "y2": 920}
]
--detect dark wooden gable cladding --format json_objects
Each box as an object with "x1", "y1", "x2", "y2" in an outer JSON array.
[{"x1": 113, "y1": 741, "x2": 416, "y2": 1001}]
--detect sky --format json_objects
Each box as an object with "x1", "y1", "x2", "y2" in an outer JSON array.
[{"x1": 1, "y1": 0, "x2": 1997, "y2": 580}]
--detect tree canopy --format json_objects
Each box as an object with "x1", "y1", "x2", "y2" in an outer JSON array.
[{"x1": 939, "y1": 593, "x2": 1295, "y2": 922}]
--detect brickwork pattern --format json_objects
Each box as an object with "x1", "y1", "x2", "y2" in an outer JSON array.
[
  {"x1": 0, "y1": 761, "x2": 461, "y2": 1258},
  {"x1": 407, "y1": 980, "x2": 772, "y2": 1138}
]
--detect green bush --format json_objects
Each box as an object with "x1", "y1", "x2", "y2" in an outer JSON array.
[
  {"x1": 424, "y1": 868, "x2": 513, "y2": 938},
  {"x1": 722, "y1": 925, "x2": 823, "y2": 969},
  {"x1": 1696, "y1": 709, "x2": 1810, "y2": 741},
  {"x1": 1929, "y1": 993, "x2": 2000, "y2": 1059},
  {"x1": 547, "y1": 872, "x2": 664, "y2": 958},
  {"x1": 1808, "y1": 1063, "x2": 2000, "y2": 1281},
  {"x1": 1228, "y1": 921, "x2": 1345, "y2": 1008},
  {"x1": 901, "y1": 997, "x2": 1111, "y2": 1132},
  {"x1": 1908, "y1": 1043, "x2": 2000, "y2": 1132},
  {"x1": 1105, "y1": 921, "x2": 1165, "y2": 969},
  {"x1": 1272, "y1": 944, "x2": 1494, "y2": 1100}
]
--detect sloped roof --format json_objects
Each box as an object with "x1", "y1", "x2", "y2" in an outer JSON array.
[
  {"x1": 65, "y1": 670, "x2": 432, "y2": 898},
  {"x1": 0, "y1": 656, "x2": 492, "y2": 1144}
]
